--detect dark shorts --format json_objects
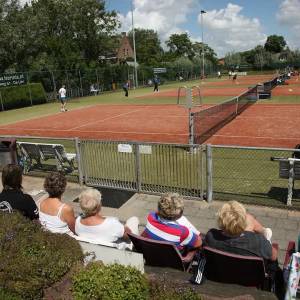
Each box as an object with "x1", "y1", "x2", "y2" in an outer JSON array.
[{"x1": 60, "y1": 96, "x2": 66, "y2": 104}]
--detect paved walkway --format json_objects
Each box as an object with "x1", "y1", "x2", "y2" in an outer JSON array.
[{"x1": 2, "y1": 173, "x2": 300, "y2": 265}]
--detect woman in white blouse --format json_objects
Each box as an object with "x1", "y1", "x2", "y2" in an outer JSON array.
[{"x1": 75, "y1": 188, "x2": 138, "y2": 243}]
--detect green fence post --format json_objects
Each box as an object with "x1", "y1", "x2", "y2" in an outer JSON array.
[
  {"x1": 206, "y1": 144, "x2": 213, "y2": 202},
  {"x1": 0, "y1": 91, "x2": 4, "y2": 111}
]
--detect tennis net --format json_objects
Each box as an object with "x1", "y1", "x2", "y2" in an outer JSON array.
[{"x1": 191, "y1": 86, "x2": 258, "y2": 144}]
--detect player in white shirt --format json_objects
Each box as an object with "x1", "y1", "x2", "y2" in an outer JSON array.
[{"x1": 58, "y1": 85, "x2": 67, "y2": 112}]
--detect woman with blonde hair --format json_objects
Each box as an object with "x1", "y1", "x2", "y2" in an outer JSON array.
[
  {"x1": 205, "y1": 200, "x2": 276, "y2": 260},
  {"x1": 75, "y1": 188, "x2": 138, "y2": 243},
  {"x1": 204, "y1": 201, "x2": 284, "y2": 297}
]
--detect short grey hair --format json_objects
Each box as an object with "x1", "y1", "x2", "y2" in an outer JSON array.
[{"x1": 79, "y1": 188, "x2": 102, "y2": 217}]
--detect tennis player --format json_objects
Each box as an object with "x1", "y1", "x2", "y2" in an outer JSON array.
[
  {"x1": 58, "y1": 85, "x2": 67, "y2": 112},
  {"x1": 232, "y1": 72, "x2": 238, "y2": 84}
]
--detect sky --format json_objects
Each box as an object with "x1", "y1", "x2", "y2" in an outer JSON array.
[{"x1": 105, "y1": 0, "x2": 300, "y2": 57}]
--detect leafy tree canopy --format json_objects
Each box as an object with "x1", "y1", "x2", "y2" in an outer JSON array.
[
  {"x1": 264, "y1": 35, "x2": 286, "y2": 53},
  {"x1": 128, "y1": 28, "x2": 163, "y2": 65}
]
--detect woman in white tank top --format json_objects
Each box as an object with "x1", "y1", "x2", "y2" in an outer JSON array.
[{"x1": 39, "y1": 172, "x2": 75, "y2": 236}]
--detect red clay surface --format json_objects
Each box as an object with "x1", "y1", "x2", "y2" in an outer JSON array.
[
  {"x1": 273, "y1": 86, "x2": 300, "y2": 95},
  {"x1": 144, "y1": 87, "x2": 247, "y2": 97},
  {"x1": 0, "y1": 105, "x2": 205, "y2": 144},
  {"x1": 207, "y1": 104, "x2": 300, "y2": 148},
  {"x1": 0, "y1": 75, "x2": 299, "y2": 148}
]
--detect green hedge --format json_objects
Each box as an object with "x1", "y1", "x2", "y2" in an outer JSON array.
[
  {"x1": 0, "y1": 212, "x2": 84, "y2": 299},
  {"x1": 72, "y1": 262, "x2": 149, "y2": 300},
  {"x1": 0, "y1": 83, "x2": 46, "y2": 111}
]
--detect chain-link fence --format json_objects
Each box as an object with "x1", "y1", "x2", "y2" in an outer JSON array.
[
  {"x1": 80, "y1": 140, "x2": 205, "y2": 198},
  {"x1": 3, "y1": 134, "x2": 300, "y2": 208},
  {"x1": 0, "y1": 63, "x2": 218, "y2": 111},
  {"x1": 210, "y1": 145, "x2": 300, "y2": 208}
]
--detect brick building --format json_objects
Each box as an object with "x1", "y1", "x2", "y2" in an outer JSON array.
[{"x1": 116, "y1": 32, "x2": 134, "y2": 63}]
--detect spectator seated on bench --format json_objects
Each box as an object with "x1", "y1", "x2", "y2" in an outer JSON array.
[
  {"x1": 142, "y1": 193, "x2": 202, "y2": 255},
  {"x1": 38, "y1": 172, "x2": 76, "y2": 237},
  {"x1": 17, "y1": 141, "x2": 76, "y2": 174},
  {"x1": 75, "y1": 188, "x2": 139, "y2": 246},
  {"x1": 204, "y1": 201, "x2": 284, "y2": 298},
  {"x1": 0, "y1": 164, "x2": 39, "y2": 220}
]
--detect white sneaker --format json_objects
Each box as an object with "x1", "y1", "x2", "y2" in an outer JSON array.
[{"x1": 262, "y1": 227, "x2": 272, "y2": 242}]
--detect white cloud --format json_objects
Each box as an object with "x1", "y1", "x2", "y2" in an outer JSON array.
[
  {"x1": 118, "y1": 0, "x2": 194, "y2": 45},
  {"x1": 277, "y1": 0, "x2": 300, "y2": 49},
  {"x1": 196, "y1": 3, "x2": 266, "y2": 57},
  {"x1": 19, "y1": 0, "x2": 31, "y2": 6},
  {"x1": 117, "y1": 1, "x2": 268, "y2": 57}
]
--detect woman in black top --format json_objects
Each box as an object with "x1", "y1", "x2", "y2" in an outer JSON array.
[{"x1": 0, "y1": 164, "x2": 38, "y2": 220}]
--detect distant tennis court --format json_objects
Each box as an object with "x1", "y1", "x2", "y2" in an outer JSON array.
[{"x1": 0, "y1": 74, "x2": 299, "y2": 148}]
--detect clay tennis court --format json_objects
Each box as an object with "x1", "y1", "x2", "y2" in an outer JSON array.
[{"x1": 0, "y1": 75, "x2": 299, "y2": 148}]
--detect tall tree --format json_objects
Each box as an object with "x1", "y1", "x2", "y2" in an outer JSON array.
[
  {"x1": 264, "y1": 35, "x2": 286, "y2": 53},
  {"x1": 166, "y1": 33, "x2": 193, "y2": 60},
  {"x1": 224, "y1": 52, "x2": 242, "y2": 69},
  {"x1": 128, "y1": 28, "x2": 163, "y2": 65},
  {"x1": 192, "y1": 42, "x2": 217, "y2": 64}
]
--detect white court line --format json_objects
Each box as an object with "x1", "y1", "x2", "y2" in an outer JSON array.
[
  {"x1": 0, "y1": 127, "x2": 188, "y2": 136},
  {"x1": 236, "y1": 115, "x2": 300, "y2": 120},
  {"x1": 68, "y1": 108, "x2": 188, "y2": 131},
  {"x1": 211, "y1": 134, "x2": 300, "y2": 140},
  {"x1": 69, "y1": 108, "x2": 146, "y2": 130}
]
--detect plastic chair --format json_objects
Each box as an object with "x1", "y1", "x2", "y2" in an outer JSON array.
[{"x1": 128, "y1": 233, "x2": 196, "y2": 271}]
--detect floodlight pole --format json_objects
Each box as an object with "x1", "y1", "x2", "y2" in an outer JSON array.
[
  {"x1": 201, "y1": 10, "x2": 206, "y2": 79},
  {"x1": 131, "y1": 0, "x2": 138, "y2": 88}
]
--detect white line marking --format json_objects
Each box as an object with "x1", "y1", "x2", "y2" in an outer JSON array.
[
  {"x1": 0, "y1": 127, "x2": 188, "y2": 136},
  {"x1": 211, "y1": 134, "x2": 300, "y2": 140},
  {"x1": 69, "y1": 108, "x2": 146, "y2": 130}
]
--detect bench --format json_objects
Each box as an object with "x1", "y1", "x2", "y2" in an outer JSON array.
[
  {"x1": 271, "y1": 156, "x2": 300, "y2": 205},
  {"x1": 17, "y1": 141, "x2": 76, "y2": 174},
  {"x1": 75, "y1": 236, "x2": 144, "y2": 273},
  {"x1": 257, "y1": 84, "x2": 271, "y2": 99}
]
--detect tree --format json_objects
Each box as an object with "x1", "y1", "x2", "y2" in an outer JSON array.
[
  {"x1": 192, "y1": 42, "x2": 217, "y2": 64},
  {"x1": 128, "y1": 28, "x2": 163, "y2": 65},
  {"x1": 264, "y1": 35, "x2": 286, "y2": 53},
  {"x1": 0, "y1": 0, "x2": 119, "y2": 72},
  {"x1": 224, "y1": 52, "x2": 242, "y2": 69},
  {"x1": 166, "y1": 33, "x2": 193, "y2": 60}
]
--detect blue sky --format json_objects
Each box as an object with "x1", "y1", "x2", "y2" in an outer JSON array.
[{"x1": 105, "y1": 0, "x2": 300, "y2": 57}]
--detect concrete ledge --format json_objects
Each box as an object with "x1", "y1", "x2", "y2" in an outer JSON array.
[{"x1": 79, "y1": 240, "x2": 144, "y2": 273}]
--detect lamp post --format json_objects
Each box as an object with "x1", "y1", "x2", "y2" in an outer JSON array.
[
  {"x1": 131, "y1": 0, "x2": 138, "y2": 88},
  {"x1": 200, "y1": 10, "x2": 206, "y2": 79}
]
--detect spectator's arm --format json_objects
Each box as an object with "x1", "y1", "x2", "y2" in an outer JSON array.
[
  {"x1": 194, "y1": 235, "x2": 202, "y2": 248},
  {"x1": 246, "y1": 213, "x2": 264, "y2": 234},
  {"x1": 271, "y1": 243, "x2": 279, "y2": 261},
  {"x1": 62, "y1": 205, "x2": 76, "y2": 233},
  {"x1": 122, "y1": 226, "x2": 132, "y2": 241}
]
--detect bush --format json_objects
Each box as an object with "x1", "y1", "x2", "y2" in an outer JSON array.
[
  {"x1": 72, "y1": 262, "x2": 149, "y2": 300},
  {"x1": 0, "y1": 83, "x2": 46, "y2": 111},
  {"x1": 0, "y1": 212, "x2": 83, "y2": 299},
  {"x1": 149, "y1": 276, "x2": 202, "y2": 300},
  {"x1": 0, "y1": 288, "x2": 22, "y2": 300}
]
